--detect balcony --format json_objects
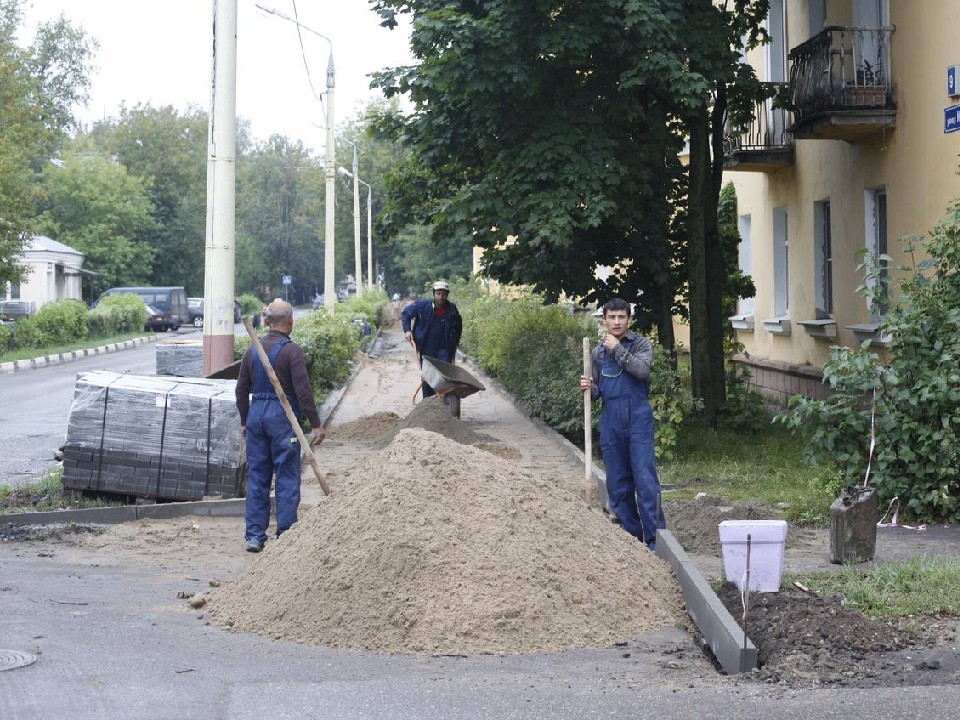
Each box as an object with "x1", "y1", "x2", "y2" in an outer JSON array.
[
  {"x1": 723, "y1": 83, "x2": 794, "y2": 172},
  {"x1": 788, "y1": 26, "x2": 896, "y2": 142}
]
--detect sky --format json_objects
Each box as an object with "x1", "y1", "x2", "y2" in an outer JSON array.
[{"x1": 20, "y1": 0, "x2": 414, "y2": 151}]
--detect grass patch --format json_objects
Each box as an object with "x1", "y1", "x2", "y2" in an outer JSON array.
[
  {"x1": 0, "y1": 331, "x2": 151, "y2": 363},
  {"x1": 660, "y1": 417, "x2": 841, "y2": 527},
  {"x1": 791, "y1": 556, "x2": 960, "y2": 618},
  {"x1": 0, "y1": 468, "x2": 126, "y2": 515}
]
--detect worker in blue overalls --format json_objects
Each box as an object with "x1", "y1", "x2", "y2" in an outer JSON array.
[
  {"x1": 235, "y1": 299, "x2": 324, "y2": 553},
  {"x1": 401, "y1": 280, "x2": 463, "y2": 398},
  {"x1": 580, "y1": 297, "x2": 666, "y2": 550}
]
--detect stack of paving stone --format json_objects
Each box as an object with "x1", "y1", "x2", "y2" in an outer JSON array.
[
  {"x1": 62, "y1": 370, "x2": 243, "y2": 502},
  {"x1": 156, "y1": 339, "x2": 204, "y2": 377}
]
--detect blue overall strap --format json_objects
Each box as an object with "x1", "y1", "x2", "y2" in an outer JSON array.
[{"x1": 251, "y1": 337, "x2": 301, "y2": 416}]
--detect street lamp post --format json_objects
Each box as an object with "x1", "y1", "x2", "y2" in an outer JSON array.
[
  {"x1": 257, "y1": 5, "x2": 336, "y2": 314},
  {"x1": 338, "y1": 167, "x2": 373, "y2": 292},
  {"x1": 342, "y1": 139, "x2": 362, "y2": 294}
]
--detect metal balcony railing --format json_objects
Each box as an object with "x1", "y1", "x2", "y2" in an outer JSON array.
[
  {"x1": 723, "y1": 83, "x2": 793, "y2": 154},
  {"x1": 788, "y1": 25, "x2": 894, "y2": 121}
]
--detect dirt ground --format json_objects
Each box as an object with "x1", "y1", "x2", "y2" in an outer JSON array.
[{"x1": 3, "y1": 308, "x2": 960, "y2": 690}]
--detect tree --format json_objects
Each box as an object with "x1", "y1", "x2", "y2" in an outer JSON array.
[
  {"x1": 236, "y1": 135, "x2": 324, "y2": 304},
  {"x1": 371, "y1": 0, "x2": 770, "y2": 424},
  {"x1": 677, "y1": 0, "x2": 769, "y2": 425},
  {"x1": 83, "y1": 104, "x2": 211, "y2": 293},
  {"x1": 36, "y1": 154, "x2": 156, "y2": 289},
  {"x1": 0, "y1": 0, "x2": 94, "y2": 287},
  {"x1": 370, "y1": 0, "x2": 687, "y2": 329}
]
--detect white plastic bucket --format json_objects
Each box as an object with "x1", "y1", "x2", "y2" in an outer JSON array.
[{"x1": 718, "y1": 519, "x2": 788, "y2": 592}]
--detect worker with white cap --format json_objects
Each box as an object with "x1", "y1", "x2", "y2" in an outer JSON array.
[{"x1": 401, "y1": 280, "x2": 463, "y2": 398}]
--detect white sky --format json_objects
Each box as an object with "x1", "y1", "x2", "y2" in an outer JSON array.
[{"x1": 21, "y1": 0, "x2": 414, "y2": 152}]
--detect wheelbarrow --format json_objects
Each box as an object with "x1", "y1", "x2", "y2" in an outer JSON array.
[{"x1": 419, "y1": 355, "x2": 485, "y2": 417}]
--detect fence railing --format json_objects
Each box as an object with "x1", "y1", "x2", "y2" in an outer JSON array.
[
  {"x1": 724, "y1": 82, "x2": 793, "y2": 154},
  {"x1": 788, "y1": 26, "x2": 894, "y2": 120}
]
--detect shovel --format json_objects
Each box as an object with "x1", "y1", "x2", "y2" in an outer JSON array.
[{"x1": 242, "y1": 317, "x2": 331, "y2": 496}]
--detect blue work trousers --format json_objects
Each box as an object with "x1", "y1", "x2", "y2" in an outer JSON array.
[
  {"x1": 245, "y1": 398, "x2": 301, "y2": 544},
  {"x1": 598, "y1": 360, "x2": 666, "y2": 549}
]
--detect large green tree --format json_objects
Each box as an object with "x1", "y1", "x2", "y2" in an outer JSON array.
[
  {"x1": 371, "y1": 0, "x2": 770, "y2": 424},
  {"x1": 0, "y1": 0, "x2": 94, "y2": 287},
  {"x1": 236, "y1": 135, "x2": 324, "y2": 304},
  {"x1": 36, "y1": 153, "x2": 156, "y2": 288},
  {"x1": 83, "y1": 104, "x2": 211, "y2": 293},
  {"x1": 370, "y1": 0, "x2": 686, "y2": 333}
]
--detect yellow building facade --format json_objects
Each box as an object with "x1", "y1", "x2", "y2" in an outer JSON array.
[{"x1": 723, "y1": 0, "x2": 960, "y2": 403}]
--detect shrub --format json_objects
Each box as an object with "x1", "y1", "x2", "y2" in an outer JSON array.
[
  {"x1": 236, "y1": 293, "x2": 263, "y2": 317},
  {"x1": 338, "y1": 290, "x2": 388, "y2": 329},
  {"x1": 89, "y1": 294, "x2": 147, "y2": 335},
  {"x1": 0, "y1": 323, "x2": 11, "y2": 353},
  {"x1": 30, "y1": 300, "x2": 89, "y2": 346},
  {"x1": 777, "y1": 200, "x2": 960, "y2": 522}
]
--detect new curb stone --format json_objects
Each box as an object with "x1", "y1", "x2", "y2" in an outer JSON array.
[{"x1": 656, "y1": 528, "x2": 758, "y2": 674}]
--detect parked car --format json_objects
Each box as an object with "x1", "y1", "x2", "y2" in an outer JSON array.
[
  {"x1": 187, "y1": 297, "x2": 242, "y2": 327},
  {"x1": 143, "y1": 303, "x2": 172, "y2": 332},
  {"x1": 96, "y1": 286, "x2": 188, "y2": 331}
]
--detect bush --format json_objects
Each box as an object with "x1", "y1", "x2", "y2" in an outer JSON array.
[
  {"x1": 338, "y1": 290, "x2": 388, "y2": 329},
  {"x1": 31, "y1": 300, "x2": 89, "y2": 346},
  {"x1": 777, "y1": 200, "x2": 960, "y2": 522},
  {"x1": 236, "y1": 293, "x2": 263, "y2": 317},
  {"x1": 0, "y1": 323, "x2": 11, "y2": 353},
  {"x1": 88, "y1": 295, "x2": 147, "y2": 336}
]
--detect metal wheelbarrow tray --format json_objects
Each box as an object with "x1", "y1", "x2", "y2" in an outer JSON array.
[{"x1": 420, "y1": 355, "x2": 486, "y2": 398}]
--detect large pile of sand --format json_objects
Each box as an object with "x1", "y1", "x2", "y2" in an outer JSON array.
[{"x1": 208, "y1": 428, "x2": 686, "y2": 655}]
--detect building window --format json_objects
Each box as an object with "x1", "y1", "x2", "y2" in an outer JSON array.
[
  {"x1": 737, "y1": 214, "x2": 753, "y2": 316},
  {"x1": 10, "y1": 282, "x2": 20, "y2": 300},
  {"x1": 814, "y1": 200, "x2": 833, "y2": 318},
  {"x1": 865, "y1": 187, "x2": 888, "y2": 319},
  {"x1": 773, "y1": 207, "x2": 789, "y2": 317}
]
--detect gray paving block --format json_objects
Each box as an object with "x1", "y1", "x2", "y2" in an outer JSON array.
[{"x1": 656, "y1": 528, "x2": 757, "y2": 674}]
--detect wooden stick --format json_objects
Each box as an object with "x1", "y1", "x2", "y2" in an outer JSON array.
[
  {"x1": 583, "y1": 337, "x2": 593, "y2": 503},
  {"x1": 242, "y1": 317, "x2": 331, "y2": 496}
]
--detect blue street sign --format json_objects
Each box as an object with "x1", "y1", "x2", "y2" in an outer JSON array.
[
  {"x1": 282, "y1": 274, "x2": 292, "y2": 285},
  {"x1": 945, "y1": 104, "x2": 960, "y2": 134},
  {"x1": 949, "y1": 65, "x2": 959, "y2": 97}
]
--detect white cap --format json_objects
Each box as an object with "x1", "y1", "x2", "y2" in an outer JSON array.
[{"x1": 432, "y1": 281, "x2": 450, "y2": 291}]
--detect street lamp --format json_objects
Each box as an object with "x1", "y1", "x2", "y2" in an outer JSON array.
[
  {"x1": 338, "y1": 167, "x2": 373, "y2": 292},
  {"x1": 257, "y1": 4, "x2": 336, "y2": 315},
  {"x1": 341, "y1": 139, "x2": 363, "y2": 293}
]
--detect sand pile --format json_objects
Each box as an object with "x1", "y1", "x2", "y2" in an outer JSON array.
[
  {"x1": 377, "y1": 396, "x2": 494, "y2": 446},
  {"x1": 208, "y1": 428, "x2": 686, "y2": 655}
]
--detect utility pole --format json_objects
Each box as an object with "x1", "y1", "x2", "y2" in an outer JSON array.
[
  {"x1": 257, "y1": 5, "x2": 336, "y2": 315},
  {"x1": 203, "y1": 0, "x2": 238, "y2": 376}
]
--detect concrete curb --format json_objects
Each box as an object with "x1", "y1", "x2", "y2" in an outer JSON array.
[
  {"x1": 0, "y1": 498, "x2": 246, "y2": 528},
  {"x1": 656, "y1": 528, "x2": 758, "y2": 674},
  {"x1": 0, "y1": 335, "x2": 158, "y2": 375}
]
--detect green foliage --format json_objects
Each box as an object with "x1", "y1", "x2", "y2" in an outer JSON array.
[
  {"x1": 0, "y1": 3, "x2": 95, "y2": 286},
  {"x1": 88, "y1": 294, "x2": 147, "y2": 336},
  {"x1": 236, "y1": 293, "x2": 263, "y2": 317},
  {"x1": 649, "y1": 343, "x2": 687, "y2": 463},
  {"x1": 339, "y1": 290, "x2": 389, "y2": 329},
  {"x1": 718, "y1": 364, "x2": 771, "y2": 433},
  {"x1": 29, "y1": 299, "x2": 88, "y2": 345},
  {"x1": 797, "y1": 556, "x2": 960, "y2": 618},
  {"x1": 292, "y1": 314, "x2": 365, "y2": 392},
  {"x1": 36, "y1": 153, "x2": 156, "y2": 289},
  {"x1": 0, "y1": 322, "x2": 11, "y2": 353},
  {"x1": 455, "y1": 282, "x2": 684, "y2": 455},
  {"x1": 777, "y1": 200, "x2": 960, "y2": 522}
]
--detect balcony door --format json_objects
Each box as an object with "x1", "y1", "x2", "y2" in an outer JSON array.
[
  {"x1": 853, "y1": 0, "x2": 890, "y2": 83},
  {"x1": 765, "y1": 0, "x2": 787, "y2": 145}
]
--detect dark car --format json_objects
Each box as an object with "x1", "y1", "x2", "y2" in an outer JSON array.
[
  {"x1": 143, "y1": 303, "x2": 171, "y2": 332},
  {"x1": 187, "y1": 298, "x2": 242, "y2": 327}
]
